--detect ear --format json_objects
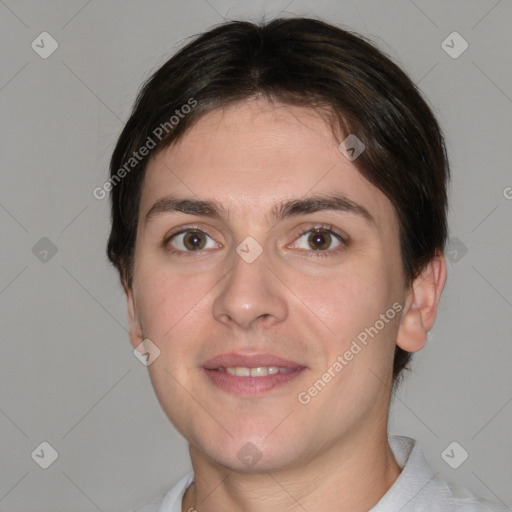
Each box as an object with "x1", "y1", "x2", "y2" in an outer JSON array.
[
  {"x1": 396, "y1": 253, "x2": 447, "y2": 353},
  {"x1": 126, "y1": 287, "x2": 144, "y2": 350}
]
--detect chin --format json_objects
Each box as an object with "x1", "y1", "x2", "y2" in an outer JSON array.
[{"x1": 195, "y1": 431, "x2": 304, "y2": 474}]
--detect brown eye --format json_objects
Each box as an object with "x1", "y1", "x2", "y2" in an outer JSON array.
[
  {"x1": 294, "y1": 228, "x2": 342, "y2": 251},
  {"x1": 290, "y1": 225, "x2": 346, "y2": 257},
  {"x1": 182, "y1": 231, "x2": 207, "y2": 250},
  {"x1": 307, "y1": 230, "x2": 332, "y2": 250},
  {"x1": 167, "y1": 230, "x2": 216, "y2": 253}
]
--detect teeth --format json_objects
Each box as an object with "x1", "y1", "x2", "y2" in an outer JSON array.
[{"x1": 224, "y1": 366, "x2": 282, "y2": 377}]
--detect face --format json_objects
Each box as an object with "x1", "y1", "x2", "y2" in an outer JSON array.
[{"x1": 128, "y1": 98, "x2": 410, "y2": 472}]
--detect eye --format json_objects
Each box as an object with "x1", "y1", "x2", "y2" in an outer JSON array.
[
  {"x1": 290, "y1": 225, "x2": 346, "y2": 254},
  {"x1": 163, "y1": 225, "x2": 346, "y2": 258},
  {"x1": 165, "y1": 229, "x2": 218, "y2": 254}
]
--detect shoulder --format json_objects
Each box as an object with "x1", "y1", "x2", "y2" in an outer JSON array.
[
  {"x1": 129, "y1": 472, "x2": 194, "y2": 512},
  {"x1": 129, "y1": 495, "x2": 163, "y2": 512},
  {"x1": 443, "y1": 479, "x2": 510, "y2": 512},
  {"x1": 405, "y1": 466, "x2": 510, "y2": 511},
  {"x1": 380, "y1": 436, "x2": 509, "y2": 512}
]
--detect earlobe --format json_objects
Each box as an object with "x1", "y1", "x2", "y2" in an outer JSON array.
[
  {"x1": 396, "y1": 308, "x2": 428, "y2": 352},
  {"x1": 126, "y1": 288, "x2": 143, "y2": 350},
  {"x1": 396, "y1": 253, "x2": 447, "y2": 353}
]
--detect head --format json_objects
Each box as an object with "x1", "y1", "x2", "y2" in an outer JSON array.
[{"x1": 106, "y1": 18, "x2": 448, "y2": 471}]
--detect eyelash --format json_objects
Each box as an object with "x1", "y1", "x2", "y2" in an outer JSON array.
[
  {"x1": 162, "y1": 223, "x2": 347, "y2": 259},
  {"x1": 290, "y1": 224, "x2": 347, "y2": 258}
]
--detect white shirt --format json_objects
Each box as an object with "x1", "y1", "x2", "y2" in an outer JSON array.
[{"x1": 132, "y1": 435, "x2": 509, "y2": 512}]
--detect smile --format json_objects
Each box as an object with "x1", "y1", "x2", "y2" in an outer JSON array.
[
  {"x1": 202, "y1": 366, "x2": 306, "y2": 396},
  {"x1": 221, "y1": 366, "x2": 298, "y2": 377}
]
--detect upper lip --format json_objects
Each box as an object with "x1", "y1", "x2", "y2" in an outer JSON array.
[{"x1": 202, "y1": 352, "x2": 306, "y2": 370}]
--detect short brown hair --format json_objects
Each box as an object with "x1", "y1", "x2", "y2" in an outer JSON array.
[{"x1": 106, "y1": 17, "x2": 449, "y2": 388}]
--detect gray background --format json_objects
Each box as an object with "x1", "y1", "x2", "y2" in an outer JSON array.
[{"x1": 0, "y1": 1, "x2": 511, "y2": 511}]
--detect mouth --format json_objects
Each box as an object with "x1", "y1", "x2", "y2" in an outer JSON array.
[
  {"x1": 220, "y1": 366, "x2": 299, "y2": 376},
  {"x1": 201, "y1": 353, "x2": 307, "y2": 396}
]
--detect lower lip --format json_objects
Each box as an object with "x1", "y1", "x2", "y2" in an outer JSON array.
[{"x1": 201, "y1": 368, "x2": 306, "y2": 396}]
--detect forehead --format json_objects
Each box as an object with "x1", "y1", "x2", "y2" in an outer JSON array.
[{"x1": 140, "y1": 99, "x2": 395, "y2": 228}]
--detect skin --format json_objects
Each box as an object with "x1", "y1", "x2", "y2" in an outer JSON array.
[{"x1": 126, "y1": 98, "x2": 446, "y2": 512}]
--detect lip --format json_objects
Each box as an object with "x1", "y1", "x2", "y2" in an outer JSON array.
[
  {"x1": 201, "y1": 352, "x2": 307, "y2": 396},
  {"x1": 202, "y1": 352, "x2": 305, "y2": 370}
]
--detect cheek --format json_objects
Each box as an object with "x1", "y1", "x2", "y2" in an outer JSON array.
[
  {"x1": 134, "y1": 265, "x2": 210, "y2": 346},
  {"x1": 294, "y1": 264, "x2": 395, "y2": 345},
  {"x1": 134, "y1": 268, "x2": 212, "y2": 432}
]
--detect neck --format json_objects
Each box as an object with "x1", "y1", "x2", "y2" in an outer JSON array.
[{"x1": 182, "y1": 427, "x2": 401, "y2": 512}]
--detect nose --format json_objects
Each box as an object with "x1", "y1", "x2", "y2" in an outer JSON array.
[{"x1": 211, "y1": 246, "x2": 288, "y2": 330}]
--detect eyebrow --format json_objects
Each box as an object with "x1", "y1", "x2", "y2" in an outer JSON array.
[{"x1": 144, "y1": 193, "x2": 375, "y2": 226}]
